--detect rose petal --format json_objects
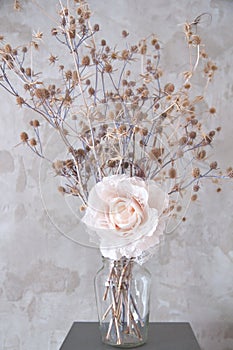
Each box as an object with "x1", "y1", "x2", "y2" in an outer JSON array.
[{"x1": 82, "y1": 174, "x2": 169, "y2": 261}]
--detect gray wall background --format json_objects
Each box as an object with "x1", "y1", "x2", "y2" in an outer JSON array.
[{"x1": 0, "y1": 1, "x2": 233, "y2": 349}]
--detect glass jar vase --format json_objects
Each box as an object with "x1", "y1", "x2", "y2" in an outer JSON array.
[{"x1": 94, "y1": 256, "x2": 151, "y2": 348}]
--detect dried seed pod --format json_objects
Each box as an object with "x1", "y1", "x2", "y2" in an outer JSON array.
[
  {"x1": 192, "y1": 167, "x2": 200, "y2": 178},
  {"x1": 193, "y1": 184, "x2": 200, "y2": 192},
  {"x1": 197, "y1": 150, "x2": 206, "y2": 160},
  {"x1": 33, "y1": 120, "x2": 40, "y2": 127},
  {"x1": 164, "y1": 83, "x2": 175, "y2": 94},
  {"x1": 29, "y1": 138, "x2": 37, "y2": 146},
  {"x1": 169, "y1": 168, "x2": 177, "y2": 179},
  {"x1": 20, "y1": 132, "x2": 29, "y2": 142},
  {"x1": 82, "y1": 56, "x2": 90, "y2": 66},
  {"x1": 210, "y1": 161, "x2": 218, "y2": 170}
]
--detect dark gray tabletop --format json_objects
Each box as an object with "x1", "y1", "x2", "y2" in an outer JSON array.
[{"x1": 60, "y1": 322, "x2": 201, "y2": 350}]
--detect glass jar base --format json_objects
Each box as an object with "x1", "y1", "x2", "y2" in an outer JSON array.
[
  {"x1": 100, "y1": 317, "x2": 149, "y2": 348},
  {"x1": 103, "y1": 340, "x2": 146, "y2": 348}
]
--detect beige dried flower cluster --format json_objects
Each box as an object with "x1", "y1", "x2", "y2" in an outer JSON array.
[{"x1": 0, "y1": 1, "x2": 232, "y2": 216}]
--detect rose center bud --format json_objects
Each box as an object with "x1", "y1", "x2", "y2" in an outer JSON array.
[{"x1": 109, "y1": 197, "x2": 144, "y2": 232}]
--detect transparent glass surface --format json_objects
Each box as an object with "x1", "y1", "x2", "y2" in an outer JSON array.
[{"x1": 94, "y1": 257, "x2": 151, "y2": 348}]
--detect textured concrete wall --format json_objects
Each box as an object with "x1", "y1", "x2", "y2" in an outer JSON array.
[{"x1": 0, "y1": 1, "x2": 233, "y2": 349}]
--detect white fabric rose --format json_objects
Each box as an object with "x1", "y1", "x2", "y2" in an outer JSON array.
[{"x1": 82, "y1": 174, "x2": 169, "y2": 260}]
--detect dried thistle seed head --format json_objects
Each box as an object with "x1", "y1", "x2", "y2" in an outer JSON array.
[
  {"x1": 85, "y1": 79, "x2": 91, "y2": 85},
  {"x1": 101, "y1": 39, "x2": 106, "y2": 46},
  {"x1": 66, "y1": 159, "x2": 74, "y2": 168},
  {"x1": 122, "y1": 161, "x2": 129, "y2": 169},
  {"x1": 197, "y1": 150, "x2": 206, "y2": 160},
  {"x1": 105, "y1": 46, "x2": 110, "y2": 53},
  {"x1": 35, "y1": 88, "x2": 50, "y2": 99},
  {"x1": 108, "y1": 159, "x2": 116, "y2": 168},
  {"x1": 25, "y1": 67, "x2": 32, "y2": 76},
  {"x1": 200, "y1": 49, "x2": 208, "y2": 58},
  {"x1": 169, "y1": 167, "x2": 177, "y2": 179},
  {"x1": 82, "y1": 55, "x2": 90, "y2": 66},
  {"x1": 20, "y1": 132, "x2": 28, "y2": 142},
  {"x1": 51, "y1": 28, "x2": 58, "y2": 36},
  {"x1": 32, "y1": 41, "x2": 39, "y2": 50},
  {"x1": 179, "y1": 136, "x2": 188, "y2": 146},
  {"x1": 4, "y1": 44, "x2": 12, "y2": 53},
  {"x1": 125, "y1": 88, "x2": 133, "y2": 96},
  {"x1": 65, "y1": 70, "x2": 72, "y2": 80},
  {"x1": 193, "y1": 184, "x2": 200, "y2": 192},
  {"x1": 93, "y1": 23, "x2": 99, "y2": 31},
  {"x1": 164, "y1": 83, "x2": 175, "y2": 94},
  {"x1": 140, "y1": 127, "x2": 148, "y2": 136},
  {"x1": 189, "y1": 131, "x2": 196, "y2": 139},
  {"x1": 49, "y1": 54, "x2": 58, "y2": 64},
  {"x1": 88, "y1": 87, "x2": 95, "y2": 96},
  {"x1": 29, "y1": 138, "x2": 37, "y2": 146},
  {"x1": 209, "y1": 107, "x2": 216, "y2": 114},
  {"x1": 192, "y1": 167, "x2": 200, "y2": 178},
  {"x1": 53, "y1": 160, "x2": 64, "y2": 172},
  {"x1": 14, "y1": 0, "x2": 22, "y2": 10},
  {"x1": 184, "y1": 82, "x2": 191, "y2": 89},
  {"x1": 121, "y1": 49, "x2": 130, "y2": 60},
  {"x1": 210, "y1": 161, "x2": 218, "y2": 170},
  {"x1": 122, "y1": 30, "x2": 128, "y2": 38},
  {"x1": 211, "y1": 64, "x2": 218, "y2": 71},
  {"x1": 63, "y1": 7, "x2": 68, "y2": 16},
  {"x1": 78, "y1": 17, "x2": 84, "y2": 24},
  {"x1": 150, "y1": 147, "x2": 164, "y2": 159},
  {"x1": 80, "y1": 204, "x2": 86, "y2": 212},
  {"x1": 76, "y1": 6, "x2": 82, "y2": 15},
  {"x1": 202, "y1": 135, "x2": 212, "y2": 145},
  {"x1": 22, "y1": 46, "x2": 27, "y2": 53},
  {"x1": 58, "y1": 186, "x2": 66, "y2": 194},
  {"x1": 191, "y1": 194, "x2": 198, "y2": 201},
  {"x1": 111, "y1": 52, "x2": 117, "y2": 59},
  {"x1": 70, "y1": 17, "x2": 75, "y2": 25},
  {"x1": 151, "y1": 38, "x2": 158, "y2": 45},
  {"x1": 118, "y1": 124, "x2": 127, "y2": 133},
  {"x1": 16, "y1": 96, "x2": 24, "y2": 106},
  {"x1": 131, "y1": 45, "x2": 138, "y2": 52},
  {"x1": 104, "y1": 63, "x2": 113, "y2": 73},
  {"x1": 32, "y1": 120, "x2": 40, "y2": 127},
  {"x1": 216, "y1": 187, "x2": 221, "y2": 193},
  {"x1": 83, "y1": 11, "x2": 91, "y2": 19},
  {"x1": 76, "y1": 148, "x2": 86, "y2": 158},
  {"x1": 191, "y1": 119, "x2": 198, "y2": 125},
  {"x1": 209, "y1": 130, "x2": 215, "y2": 138},
  {"x1": 24, "y1": 84, "x2": 30, "y2": 91},
  {"x1": 192, "y1": 35, "x2": 201, "y2": 45},
  {"x1": 140, "y1": 43, "x2": 147, "y2": 55}
]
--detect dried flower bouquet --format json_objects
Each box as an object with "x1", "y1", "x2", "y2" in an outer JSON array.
[{"x1": 0, "y1": 1, "x2": 232, "y2": 347}]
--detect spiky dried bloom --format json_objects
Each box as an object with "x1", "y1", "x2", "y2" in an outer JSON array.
[
  {"x1": 0, "y1": 3, "x2": 231, "y2": 211},
  {"x1": 20, "y1": 132, "x2": 29, "y2": 142}
]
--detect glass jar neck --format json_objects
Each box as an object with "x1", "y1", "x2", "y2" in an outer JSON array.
[{"x1": 101, "y1": 256, "x2": 136, "y2": 268}]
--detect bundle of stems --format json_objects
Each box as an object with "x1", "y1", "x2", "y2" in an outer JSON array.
[{"x1": 101, "y1": 258, "x2": 145, "y2": 345}]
